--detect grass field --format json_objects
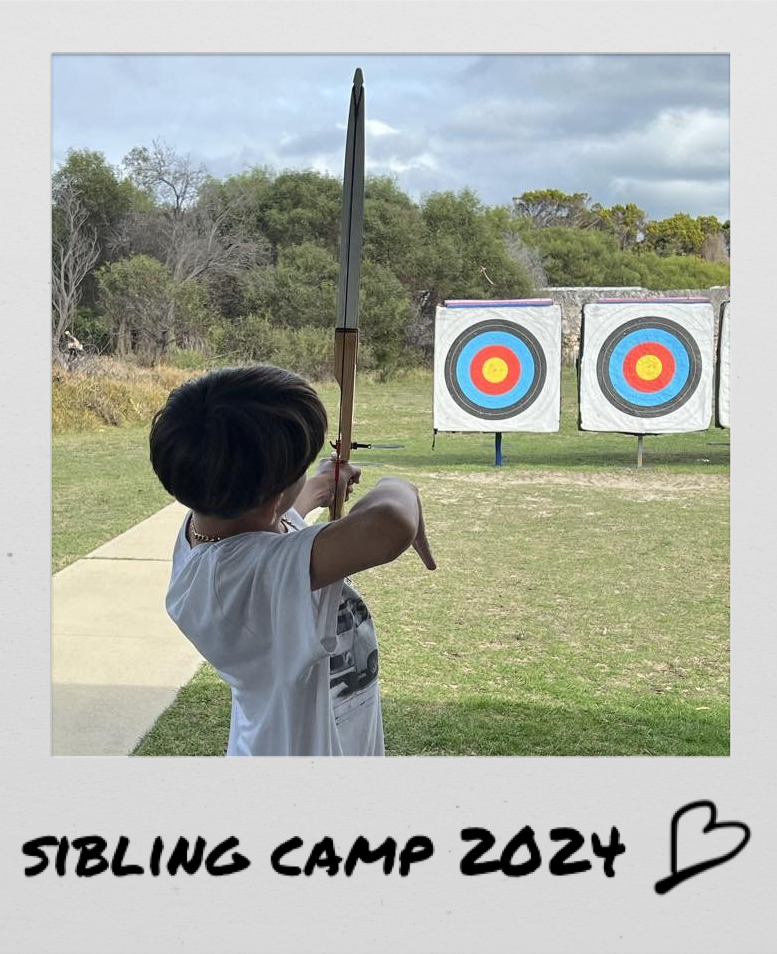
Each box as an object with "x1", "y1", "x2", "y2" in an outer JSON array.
[{"x1": 52, "y1": 368, "x2": 730, "y2": 756}]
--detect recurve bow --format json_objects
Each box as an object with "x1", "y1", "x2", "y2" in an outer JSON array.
[{"x1": 330, "y1": 68, "x2": 365, "y2": 521}]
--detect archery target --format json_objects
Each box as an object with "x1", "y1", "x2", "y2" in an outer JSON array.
[
  {"x1": 579, "y1": 299, "x2": 714, "y2": 433},
  {"x1": 434, "y1": 301, "x2": 561, "y2": 432},
  {"x1": 716, "y1": 301, "x2": 730, "y2": 428}
]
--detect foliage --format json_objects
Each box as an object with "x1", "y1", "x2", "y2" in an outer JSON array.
[
  {"x1": 123, "y1": 139, "x2": 206, "y2": 211},
  {"x1": 420, "y1": 190, "x2": 534, "y2": 301},
  {"x1": 512, "y1": 188, "x2": 602, "y2": 229},
  {"x1": 96, "y1": 254, "x2": 174, "y2": 360},
  {"x1": 52, "y1": 148, "x2": 148, "y2": 247},
  {"x1": 72, "y1": 306, "x2": 112, "y2": 354},
  {"x1": 628, "y1": 249, "x2": 730, "y2": 289},
  {"x1": 239, "y1": 242, "x2": 338, "y2": 328},
  {"x1": 51, "y1": 186, "x2": 101, "y2": 358},
  {"x1": 360, "y1": 260, "x2": 418, "y2": 378},
  {"x1": 53, "y1": 143, "x2": 730, "y2": 377},
  {"x1": 523, "y1": 226, "x2": 730, "y2": 289},
  {"x1": 595, "y1": 202, "x2": 647, "y2": 250},
  {"x1": 260, "y1": 170, "x2": 341, "y2": 251},
  {"x1": 522, "y1": 227, "x2": 641, "y2": 286},
  {"x1": 209, "y1": 315, "x2": 352, "y2": 381},
  {"x1": 363, "y1": 176, "x2": 428, "y2": 288},
  {"x1": 172, "y1": 277, "x2": 212, "y2": 350},
  {"x1": 642, "y1": 211, "x2": 727, "y2": 258}
]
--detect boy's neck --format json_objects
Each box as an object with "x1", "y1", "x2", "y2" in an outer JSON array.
[{"x1": 190, "y1": 506, "x2": 284, "y2": 542}]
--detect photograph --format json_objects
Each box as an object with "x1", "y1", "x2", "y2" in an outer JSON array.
[{"x1": 51, "y1": 52, "x2": 730, "y2": 758}]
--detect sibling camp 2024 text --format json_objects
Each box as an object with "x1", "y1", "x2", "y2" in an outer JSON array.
[{"x1": 22, "y1": 828, "x2": 626, "y2": 879}]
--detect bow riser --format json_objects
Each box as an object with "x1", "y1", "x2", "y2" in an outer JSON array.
[{"x1": 330, "y1": 328, "x2": 359, "y2": 520}]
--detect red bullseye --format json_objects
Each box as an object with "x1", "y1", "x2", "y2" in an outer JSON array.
[
  {"x1": 470, "y1": 344, "x2": 521, "y2": 395},
  {"x1": 622, "y1": 342, "x2": 675, "y2": 393}
]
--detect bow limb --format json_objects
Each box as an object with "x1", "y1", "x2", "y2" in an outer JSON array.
[{"x1": 330, "y1": 69, "x2": 365, "y2": 521}]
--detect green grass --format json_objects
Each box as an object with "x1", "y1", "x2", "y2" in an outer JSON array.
[
  {"x1": 52, "y1": 369, "x2": 730, "y2": 756},
  {"x1": 52, "y1": 426, "x2": 174, "y2": 573}
]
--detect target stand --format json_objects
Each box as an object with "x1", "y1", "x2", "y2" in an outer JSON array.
[{"x1": 433, "y1": 299, "x2": 562, "y2": 462}]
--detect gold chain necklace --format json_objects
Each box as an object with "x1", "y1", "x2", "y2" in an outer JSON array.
[{"x1": 190, "y1": 515, "x2": 294, "y2": 543}]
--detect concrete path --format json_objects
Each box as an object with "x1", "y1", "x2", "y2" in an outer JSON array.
[
  {"x1": 52, "y1": 502, "x2": 202, "y2": 756},
  {"x1": 52, "y1": 503, "x2": 325, "y2": 756}
]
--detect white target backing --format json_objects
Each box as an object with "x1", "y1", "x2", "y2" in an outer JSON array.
[
  {"x1": 717, "y1": 301, "x2": 730, "y2": 428},
  {"x1": 434, "y1": 300, "x2": 562, "y2": 432},
  {"x1": 579, "y1": 298, "x2": 714, "y2": 434}
]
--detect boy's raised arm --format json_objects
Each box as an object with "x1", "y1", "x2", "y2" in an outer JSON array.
[{"x1": 309, "y1": 477, "x2": 435, "y2": 591}]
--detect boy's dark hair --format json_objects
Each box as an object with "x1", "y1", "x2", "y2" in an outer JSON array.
[{"x1": 149, "y1": 365, "x2": 327, "y2": 518}]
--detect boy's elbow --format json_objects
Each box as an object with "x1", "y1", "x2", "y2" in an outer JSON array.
[{"x1": 368, "y1": 502, "x2": 416, "y2": 563}]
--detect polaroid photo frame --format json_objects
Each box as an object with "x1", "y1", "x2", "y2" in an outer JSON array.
[{"x1": 2, "y1": 3, "x2": 775, "y2": 953}]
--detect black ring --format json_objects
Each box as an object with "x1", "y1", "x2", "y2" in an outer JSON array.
[
  {"x1": 595, "y1": 316, "x2": 702, "y2": 418},
  {"x1": 443, "y1": 319, "x2": 547, "y2": 420}
]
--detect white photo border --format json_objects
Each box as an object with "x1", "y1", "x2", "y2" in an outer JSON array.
[{"x1": 3, "y1": 2, "x2": 775, "y2": 952}]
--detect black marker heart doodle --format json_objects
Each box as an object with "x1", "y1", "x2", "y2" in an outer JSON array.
[{"x1": 654, "y1": 799, "x2": 750, "y2": 895}]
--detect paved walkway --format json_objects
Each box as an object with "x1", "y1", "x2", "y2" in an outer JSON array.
[
  {"x1": 52, "y1": 503, "x2": 324, "y2": 756},
  {"x1": 52, "y1": 502, "x2": 202, "y2": 756}
]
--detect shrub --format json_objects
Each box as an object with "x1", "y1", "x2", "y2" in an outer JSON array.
[
  {"x1": 72, "y1": 306, "x2": 112, "y2": 354},
  {"x1": 209, "y1": 316, "x2": 367, "y2": 381}
]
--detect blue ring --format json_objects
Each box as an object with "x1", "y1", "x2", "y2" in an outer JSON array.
[
  {"x1": 455, "y1": 331, "x2": 535, "y2": 409},
  {"x1": 608, "y1": 328, "x2": 690, "y2": 407}
]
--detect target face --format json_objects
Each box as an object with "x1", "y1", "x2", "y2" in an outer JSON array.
[
  {"x1": 434, "y1": 302, "x2": 561, "y2": 432},
  {"x1": 444, "y1": 319, "x2": 547, "y2": 420},
  {"x1": 596, "y1": 316, "x2": 702, "y2": 418},
  {"x1": 579, "y1": 299, "x2": 714, "y2": 434}
]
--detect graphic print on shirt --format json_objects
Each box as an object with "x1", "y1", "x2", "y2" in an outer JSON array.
[{"x1": 329, "y1": 589, "x2": 379, "y2": 724}]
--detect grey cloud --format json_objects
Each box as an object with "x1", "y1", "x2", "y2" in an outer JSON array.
[{"x1": 52, "y1": 53, "x2": 729, "y2": 222}]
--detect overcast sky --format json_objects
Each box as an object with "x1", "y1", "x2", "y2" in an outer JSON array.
[{"x1": 52, "y1": 53, "x2": 729, "y2": 222}]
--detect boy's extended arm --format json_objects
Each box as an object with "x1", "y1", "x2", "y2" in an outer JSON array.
[{"x1": 309, "y1": 477, "x2": 435, "y2": 591}]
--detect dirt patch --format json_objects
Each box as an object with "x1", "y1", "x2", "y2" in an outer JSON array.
[{"x1": 420, "y1": 469, "x2": 729, "y2": 501}]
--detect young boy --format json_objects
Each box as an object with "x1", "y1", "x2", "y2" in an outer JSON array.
[{"x1": 149, "y1": 364, "x2": 435, "y2": 756}]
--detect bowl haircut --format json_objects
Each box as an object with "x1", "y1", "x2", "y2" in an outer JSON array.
[{"x1": 149, "y1": 365, "x2": 328, "y2": 518}]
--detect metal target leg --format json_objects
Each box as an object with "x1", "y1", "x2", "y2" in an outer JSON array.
[
  {"x1": 637, "y1": 434, "x2": 644, "y2": 469},
  {"x1": 495, "y1": 431, "x2": 503, "y2": 467}
]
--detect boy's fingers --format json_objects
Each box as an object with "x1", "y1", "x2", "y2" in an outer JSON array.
[
  {"x1": 413, "y1": 503, "x2": 436, "y2": 570},
  {"x1": 413, "y1": 533, "x2": 436, "y2": 570}
]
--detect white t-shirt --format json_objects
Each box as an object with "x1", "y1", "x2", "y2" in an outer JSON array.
[{"x1": 166, "y1": 508, "x2": 385, "y2": 757}]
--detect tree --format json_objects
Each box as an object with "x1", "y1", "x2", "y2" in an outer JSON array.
[
  {"x1": 53, "y1": 149, "x2": 147, "y2": 246},
  {"x1": 239, "y1": 242, "x2": 338, "y2": 329},
  {"x1": 359, "y1": 261, "x2": 415, "y2": 377},
  {"x1": 700, "y1": 232, "x2": 729, "y2": 264},
  {"x1": 420, "y1": 191, "x2": 533, "y2": 299},
  {"x1": 596, "y1": 203, "x2": 647, "y2": 250},
  {"x1": 511, "y1": 189, "x2": 602, "y2": 229},
  {"x1": 51, "y1": 187, "x2": 100, "y2": 361},
  {"x1": 643, "y1": 213, "x2": 706, "y2": 256},
  {"x1": 628, "y1": 250, "x2": 730, "y2": 289},
  {"x1": 96, "y1": 255, "x2": 174, "y2": 361},
  {"x1": 123, "y1": 139, "x2": 206, "y2": 212},
  {"x1": 363, "y1": 176, "x2": 427, "y2": 289},
  {"x1": 522, "y1": 227, "x2": 641, "y2": 286},
  {"x1": 52, "y1": 149, "x2": 149, "y2": 309},
  {"x1": 114, "y1": 141, "x2": 267, "y2": 355},
  {"x1": 260, "y1": 170, "x2": 341, "y2": 252}
]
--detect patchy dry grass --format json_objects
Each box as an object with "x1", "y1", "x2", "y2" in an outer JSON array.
[{"x1": 52, "y1": 357, "x2": 197, "y2": 432}]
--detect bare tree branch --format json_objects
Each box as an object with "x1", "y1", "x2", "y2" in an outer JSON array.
[{"x1": 51, "y1": 187, "x2": 100, "y2": 359}]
